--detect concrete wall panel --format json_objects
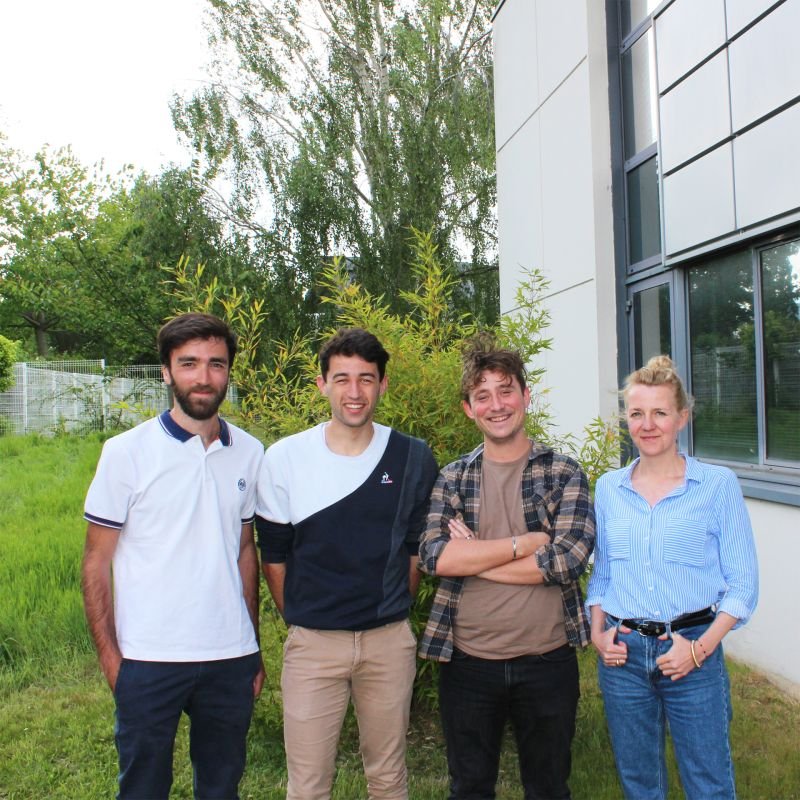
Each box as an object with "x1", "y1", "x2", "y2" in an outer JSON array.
[
  {"x1": 663, "y1": 144, "x2": 735, "y2": 254},
  {"x1": 493, "y1": 0, "x2": 539, "y2": 149},
  {"x1": 729, "y1": 0, "x2": 800, "y2": 131},
  {"x1": 725, "y1": 0, "x2": 782, "y2": 36},
  {"x1": 655, "y1": 0, "x2": 726, "y2": 89},
  {"x1": 734, "y1": 102, "x2": 800, "y2": 227},
  {"x1": 539, "y1": 64, "x2": 597, "y2": 293},
  {"x1": 535, "y1": 0, "x2": 588, "y2": 100},
  {"x1": 497, "y1": 117, "x2": 544, "y2": 315},
  {"x1": 660, "y1": 51, "x2": 731, "y2": 171}
]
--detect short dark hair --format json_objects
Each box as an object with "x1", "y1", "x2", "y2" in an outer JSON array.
[
  {"x1": 460, "y1": 332, "x2": 527, "y2": 402},
  {"x1": 318, "y1": 328, "x2": 390, "y2": 380},
  {"x1": 157, "y1": 313, "x2": 238, "y2": 366}
]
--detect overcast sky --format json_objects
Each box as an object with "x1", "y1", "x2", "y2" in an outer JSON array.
[{"x1": 0, "y1": 0, "x2": 210, "y2": 175}]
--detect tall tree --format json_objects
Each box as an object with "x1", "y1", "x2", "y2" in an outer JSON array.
[{"x1": 172, "y1": 0, "x2": 498, "y2": 326}]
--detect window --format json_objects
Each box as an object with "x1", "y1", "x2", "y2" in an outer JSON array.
[
  {"x1": 633, "y1": 283, "x2": 671, "y2": 367},
  {"x1": 688, "y1": 238, "x2": 800, "y2": 468},
  {"x1": 618, "y1": 12, "x2": 662, "y2": 271}
]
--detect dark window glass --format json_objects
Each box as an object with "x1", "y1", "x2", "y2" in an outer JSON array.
[
  {"x1": 634, "y1": 284, "x2": 671, "y2": 367},
  {"x1": 621, "y1": 29, "x2": 656, "y2": 159},
  {"x1": 689, "y1": 252, "x2": 758, "y2": 462},
  {"x1": 760, "y1": 241, "x2": 800, "y2": 462},
  {"x1": 627, "y1": 156, "x2": 661, "y2": 265}
]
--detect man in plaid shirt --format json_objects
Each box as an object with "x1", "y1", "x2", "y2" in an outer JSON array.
[{"x1": 418, "y1": 338, "x2": 595, "y2": 800}]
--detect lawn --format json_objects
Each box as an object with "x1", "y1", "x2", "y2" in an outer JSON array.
[{"x1": 1, "y1": 434, "x2": 798, "y2": 799}]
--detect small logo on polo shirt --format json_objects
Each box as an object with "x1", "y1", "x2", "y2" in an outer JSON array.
[
  {"x1": 381, "y1": 472, "x2": 393, "y2": 485},
  {"x1": 237, "y1": 479, "x2": 247, "y2": 491}
]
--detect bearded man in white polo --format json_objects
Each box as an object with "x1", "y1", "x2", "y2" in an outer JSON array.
[{"x1": 82, "y1": 312, "x2": 265, "y2": 799}]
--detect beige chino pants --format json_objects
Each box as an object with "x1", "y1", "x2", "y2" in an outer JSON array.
[{"x1": 281, "y1": 620, "x2": 418, "y2": 800}]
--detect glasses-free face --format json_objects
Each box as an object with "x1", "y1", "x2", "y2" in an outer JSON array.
[
  {"x1": 625, "y1": 383, "x2": 689, "y2": 459},
  {"x1": 463, "y1": 370, "x2": 530, "y2": 447},
  {"x1": 162, "y1": 337, "x2": 230, "y2": 421},
  {"x1": 316, "y1": 354, "x2": 387, "y2": 431}
]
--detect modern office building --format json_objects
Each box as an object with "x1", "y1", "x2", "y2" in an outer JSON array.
[{"x1": 492, "y1": 0, "x2": 799, "y2": 694}]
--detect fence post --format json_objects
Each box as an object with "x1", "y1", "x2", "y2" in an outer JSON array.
[
  {"x1": 21, "y1": 363, "x2": 29, "y2": 433},
  {"x1": 101, "y1": 359, "x2": 108, "y2": 432}
]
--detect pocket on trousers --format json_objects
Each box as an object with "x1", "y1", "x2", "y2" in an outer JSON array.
[
  {"x1": 539, "y1": 644, "x2": 576, "y2": 664},
  {"x1": 605, "y1": 519, "x2": 632, "y2": 560},
  {"x1": 113, "y1": 658, "x2": 129, "y2": 699},
  {"x1": 663, "y1": 518, "x2": 707, "y2": 566},
  {"x1": 282, "y1": 624, "x2": 300, "y2": 656},
  {"x1": 402, "y1": 619, "x2": 418, "y2": 648}
]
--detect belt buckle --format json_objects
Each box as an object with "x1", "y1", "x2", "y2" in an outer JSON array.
[{"x1": 636, "y1": 621, "x2": 662, "y2": 637}]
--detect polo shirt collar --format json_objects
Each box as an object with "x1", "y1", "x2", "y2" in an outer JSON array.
[{"x1": 158, "y1": 410, "x2": 232, "y2": 446}]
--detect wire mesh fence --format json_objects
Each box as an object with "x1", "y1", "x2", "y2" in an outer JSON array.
[{"x1": 0, "y1": 361, "x2": 238, "y2": 436}]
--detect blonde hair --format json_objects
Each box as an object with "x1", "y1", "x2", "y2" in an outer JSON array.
[{"x1": 622, "y1": 355, "x2": 693, "y2": 412}]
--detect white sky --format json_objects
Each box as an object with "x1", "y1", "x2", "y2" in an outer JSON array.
[{"x1": 0, "y1": 0, "x2": 210, "y2": 176}]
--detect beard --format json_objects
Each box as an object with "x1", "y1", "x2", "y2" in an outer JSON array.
[{"x1": 171, "y1": 381, "x2": 228, "y2": 421}]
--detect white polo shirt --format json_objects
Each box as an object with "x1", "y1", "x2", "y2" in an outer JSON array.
[{"x1": 84, "y1": 411, "x2": 263, "y2": 662}]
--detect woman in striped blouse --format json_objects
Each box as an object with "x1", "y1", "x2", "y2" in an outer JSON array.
[{"x1": 586, "y1": 355, "x2": 759, "y2": 800}]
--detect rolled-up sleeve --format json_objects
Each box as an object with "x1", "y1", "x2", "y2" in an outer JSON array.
[
  {"x1": 714, "y1": 470, "x2": 759, "y2": 625},
  {"x1": 535, "y1": 462, "x2": 596, "y2": 585},
  {"x1": 418, "y1": 468, "x2": 462, "y2": 576}
]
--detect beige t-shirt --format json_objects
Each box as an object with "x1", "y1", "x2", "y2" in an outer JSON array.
[{"x1": 453, "y1": 453, "x2": 567, "y2": 658}]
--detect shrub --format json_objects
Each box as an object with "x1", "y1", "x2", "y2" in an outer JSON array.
[
  {"x1": 168, "y1": 228, "x2": 621, "y2": 701},
  {"x1": 0, "y1": 335, "x2": 19, "y2": 394}
]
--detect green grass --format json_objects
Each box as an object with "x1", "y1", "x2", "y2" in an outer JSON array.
[{"x1": 1, "y1": 434, "x2": 799, "y2": 798}]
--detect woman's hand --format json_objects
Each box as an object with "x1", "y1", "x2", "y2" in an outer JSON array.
[
  {"x1": 592, "y1": 623, "x2": 629, "y2": 668},
  {"x1": 656, "y1": 631, "x2": 701, "y2": 680}
]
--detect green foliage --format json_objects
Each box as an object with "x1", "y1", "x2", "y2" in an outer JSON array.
[
  {"x1": 171, "y1": 227, "x2": 622, "y2": 702},
  {"x1": 0, "y1": 135, "x2": 256, "y2": 362},
  {"x1": 173, "y1": 0, "x2": 499, "y2": 328},
  {"x1": 0, "y1": 334, "x2": 18, "y2": 393}
]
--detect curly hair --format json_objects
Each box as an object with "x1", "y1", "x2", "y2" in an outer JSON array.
[{"x1": 460, "y1": 332, "x2": 527, "y2": 402}]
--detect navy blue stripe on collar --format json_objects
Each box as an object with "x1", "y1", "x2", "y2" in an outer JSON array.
[
  {"x1": 219, "y1": 418, "x2": 232, "y2": 446},
  {"x1": 158, "y1": 410, "x2": 232, "y2": 446}
]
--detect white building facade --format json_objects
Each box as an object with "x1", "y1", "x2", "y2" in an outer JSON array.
[{"x1": 493, "y1": 0, "x2": 800, "y2": 695}]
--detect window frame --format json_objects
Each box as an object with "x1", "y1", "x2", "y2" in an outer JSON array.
[{"x1": 683, "y1": 230, "x2": 800, "y2": 501}]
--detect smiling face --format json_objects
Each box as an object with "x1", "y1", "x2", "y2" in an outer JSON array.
[
  {"x1": 316, "y1": 354, "x2": 387, "y2": 432},
  {"x1": 625, "y1": 382, "x2": 689, "y2": 459},
  {"x1": 463, "y1": 369, "x2": 530, "y2": 451},
  {"x1": 162, "y1": 336, "x2": 230, "y2": 421}
]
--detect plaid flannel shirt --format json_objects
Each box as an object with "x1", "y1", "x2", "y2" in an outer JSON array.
[{"x1": 417, "y1": 440, "x2": 595, "y2": 661}]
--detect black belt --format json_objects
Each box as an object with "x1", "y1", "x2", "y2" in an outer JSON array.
[{"x1": 614, "y1": 607, "x2": 715, "y2": 637}]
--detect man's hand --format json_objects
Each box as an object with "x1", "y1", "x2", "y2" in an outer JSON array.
[
  {"x1": 100, "y1": 651, "x2": 124, "y2": 693},
  {"x1": 253, "y1": 654, "x2": 266, "y2": 698}
]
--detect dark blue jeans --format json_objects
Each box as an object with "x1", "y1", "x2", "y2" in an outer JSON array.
[
  {"x1": 439, "y1": 644, "x2": 579, "y2": 800},
  {"x1": 113, "y1": 652, "x2": 260, "y2": 799}
]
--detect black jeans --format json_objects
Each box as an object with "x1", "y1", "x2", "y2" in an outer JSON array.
[
  {"x1": 439, "y1": 644, "x2": 579, "y2": 800},
  {"x1": 114, "y1": 652, "x2": 260, "y2": 799}
]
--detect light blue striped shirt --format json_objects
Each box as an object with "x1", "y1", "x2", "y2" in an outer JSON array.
[{"x1": 586, "y1": 456, "x2": 758, "y2": 626}]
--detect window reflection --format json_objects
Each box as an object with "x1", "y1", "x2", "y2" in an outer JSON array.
[
  {"x1": 627, "y1": 156, "x2": 661, "y2": 264},
  {"x1": 761, "y1": 241, "x2": 800, "y2": 462},
  {"x1": 689, "y1": 252, "x2": 758, "y2": 463},
  {"x1": 621, "y1": 29, "x2": 657, "y2": 159},
  {"x1": 634, "y1": 284, "x2": 671, "y2": 368}
]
